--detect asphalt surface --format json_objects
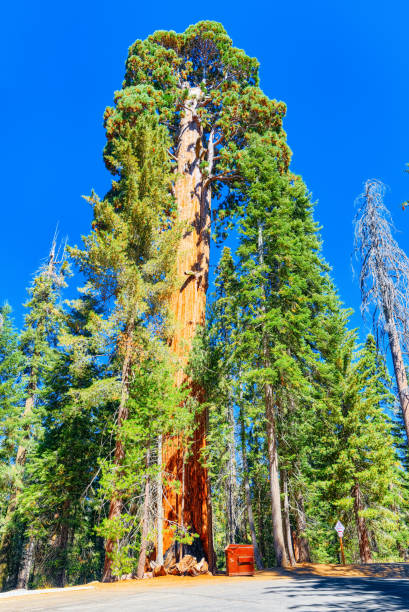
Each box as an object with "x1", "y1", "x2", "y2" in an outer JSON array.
[{"x1": 2, "y1": 577, "x2": 409, "y2": 611}]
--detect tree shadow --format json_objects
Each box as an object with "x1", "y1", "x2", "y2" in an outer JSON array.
[
  {"x1": 263, "y1": 576, "x2": 409, "y2": 611},
  {"x1": 273, "y1": 562, "x2": 409, "y2": 580}
]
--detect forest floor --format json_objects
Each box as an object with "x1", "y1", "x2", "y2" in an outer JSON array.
[
  {"x1": 2, "y1": 566, "x2": 409, "y2": 611},
  {"x1": 87, "y1": 562, "x2": 409, "y2": 592},
  {"x1": 1, "y1": 562, "x2": 409, "y2": 598},
  {"x1": 268, "y1": 561, "x2": 409, "y2": 579}
]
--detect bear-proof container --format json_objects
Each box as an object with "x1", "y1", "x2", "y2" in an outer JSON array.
[{"x1": 225, "y1": 544, "x2": 255, "y2": 576}]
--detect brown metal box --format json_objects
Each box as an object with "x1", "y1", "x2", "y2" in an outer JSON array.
[{"x1": 225, "y1": 544, "x2": 255, "y2": 576}]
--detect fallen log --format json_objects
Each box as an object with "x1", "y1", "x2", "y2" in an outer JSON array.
[
  {"x1": 142, "y1": 571, "x2": 153, "y2": 579},
  {"x1": 176, "y1": 554, "x2": 196, "y2": 574},
  {"x1": 153, "y1": 564, "x2": 167, "y2": 577}
]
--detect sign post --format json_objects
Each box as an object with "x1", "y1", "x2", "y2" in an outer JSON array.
[{"x1": 334, "y1": 520, "x2": 345, "y2": 565}]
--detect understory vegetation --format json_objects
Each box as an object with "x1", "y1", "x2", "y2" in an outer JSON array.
[{"x1": 1, "y1": 21, "x2": 409, "y2": 590}]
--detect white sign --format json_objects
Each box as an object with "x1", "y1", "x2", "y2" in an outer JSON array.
[{"x1": 335, "y1": 520, "x2": 345, "y2": 538}]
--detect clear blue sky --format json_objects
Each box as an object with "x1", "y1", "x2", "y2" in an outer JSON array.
[{"x1": 2, "y1": 1, "x2": 409, "y2": 337}]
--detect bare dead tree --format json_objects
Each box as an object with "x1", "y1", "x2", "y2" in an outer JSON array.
[
  {"x1": 354, "y1": 179, "x2": 409, "y2": 443},
  {"x1": 137, "y1": 447, "x2": 151, "y2": 579},
  {"x1": 156, "y1": 434, "x2": 164, "y2": 566}
]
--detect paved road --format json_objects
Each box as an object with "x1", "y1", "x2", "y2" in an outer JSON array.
[{"x1": 2, "y1": 577, "x2": 409, "y2": 611}]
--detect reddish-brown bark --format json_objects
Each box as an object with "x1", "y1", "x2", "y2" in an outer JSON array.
[
  {"x1": 353, "y1": 481, "x2": 372, "y2": 564},
  {"x1": 162, "y1": 87, "x2": 214, "y2": 569},
  {"x1": 294, "y1": 492, "x2": 311, "y2": 563}
]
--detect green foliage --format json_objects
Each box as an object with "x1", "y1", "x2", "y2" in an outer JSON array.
[
  {"x1": 200, "y1": 133, "x2": 409, "y2": 567},
  {"x1": 1, "y1": 20, "x2": 408, "y2": 589},
  {"x1": 96, "y1": 345, "x2": 192, "y2": 576},
  {"x1": 325, "y1": 334, "x2": 409, "y2": 561},
  {"x1": 19, "y1": 293, "x2": 111, "y2": 587},
  {"x1": 0, "y1": 304, "x2": 24, "y2": 524}
]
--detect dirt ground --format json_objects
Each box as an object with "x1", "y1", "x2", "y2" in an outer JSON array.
[
  {"x1": 90, "y1": 562, "x2": 409, "y2": 593},
  {"x1": 3, "y1": 562, "x2": 408, "y2": 602},
  {"x1": 271, "y1": 562, "x2": 409, "y2": 579}
]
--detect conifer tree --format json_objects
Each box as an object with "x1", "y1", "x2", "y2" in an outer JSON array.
[
  {"x1": 0, "y1": 304, "x2": 24, "y2": 587},
  {"x1": 3, "y1": 19, "x2": 408, "y2": 586},
  {"x1": 0, "y1": 242, "x2": 67, "y2": 590},
  {"x1": 105, "y1": 22, "x2": 290, "y2": 560},
  {"x1": 228, "y1": 136, "x2": 330, "y2": 565},
  {"x1": 71, "y1": 113, "x2": 179, "y2": 580},
  {"x1": 205, "y1": 134, "x2": 335, "y2": 566},
  {"x1": 328, "y1": 334, "x2": 407, "y2": 562},
  {"x1": 19, "y1": 292, "x2": 113, "y2": 587},
  {"x1": 201, "y1": 247, "x2": 264, "y2": 568}
]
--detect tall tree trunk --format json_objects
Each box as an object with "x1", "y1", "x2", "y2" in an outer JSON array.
[
  {"x1": 179, "y1": 450, "x2": 186, "y2": 562},
  {"x1": 258, "y1": 223, "x2": 288, "y2": 567},
  {"x1": 227, "y1": 400, "x2": 237, "y2": 544},
  {"x1": 281, "y1": 469, "x2": 296, "y2": 566},
  {"x1": 162, "y1": 85, "x2": 214, "y2": 569},
  {"x1": 265, "y1": 389, "x2": 288, "y2": 567},
  {"x1": 102, "y1": 319, "x2": 134, "y2": 582},
  {"x1": 54, "y1": 523, "x2": 69, "y2": 588},
  {"x1": 257, "y1": 487, "x2": 265, "y2": 561},
  {"x1": 137, "y1": 448, "x2": 151, "y2": 579},
  {"x1": 156, "y1": 435, "x2": 164, "y2": 565},
  {"x1": 53, "y1": 500, "x2": 71, "y2": 588},
  {"x1": 15, "y1": 389, "x2": 35, "y2": 468},
  {"x1": 16, "y1": 537, "x2": 35, "y2": 589},
  {"x1": 371, "y1": 214, "x2": 409, "y2": 444},
  {"x1": 0, "y1": 381, "x2": 37, "y2": 589},
  {"x1": 384, "y1": 312, "x2": 409, "y2": 442},
  {"x1": 352, "y1": 481, "x2": 372, "y2": 563},
  {"x1": 239, "y1": 404, "x2": 264, "y2": 570},
  {"x1": 295, "y1": 492, "x2": 311, "y2": 562}
]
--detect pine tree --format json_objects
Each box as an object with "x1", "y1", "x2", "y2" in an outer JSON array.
[
  {"x1": 19, "y1": 292, "x2": 113, "y2": 588},
  {"x1": 70, "y1": 113, "x2": 180, "y2": 580},
  {"x1": 0, "y1": 241, "x2": 68, "y2": 590},
  {"x1": 229, "y1": 136, "x2": 330, "y2": 565},
  {"x1": 199, "y1": 247, "x2": 264, "y2": 568},
  {"x1": 0, "y1": 304, "x2": 24, "y2": 587},
  {"x1": 204, "y1": 134, "x2": 337, "y2": 566},
  {"x1": 329, "y1": 334, "x2": 408, "y2": 563}
]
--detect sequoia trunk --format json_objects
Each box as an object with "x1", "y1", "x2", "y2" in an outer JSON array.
[{"x1": 162, "y1": 86, "x2": 214, "y2": 569}]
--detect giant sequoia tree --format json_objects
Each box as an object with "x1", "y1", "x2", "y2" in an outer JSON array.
[
  {"x1": 2, "y1": 22, "x2": 409, "y2": 587},
  {"x1": 103, "y1": 21, "x2": 290, "y2": 567}
]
